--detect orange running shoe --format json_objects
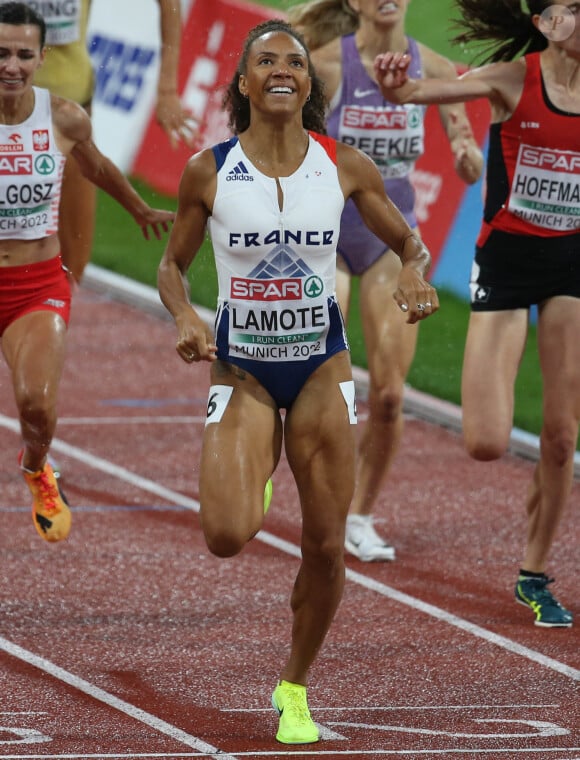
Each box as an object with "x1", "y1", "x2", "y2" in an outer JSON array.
[{"x1": 18, "y1": 450, "x2": 71, "y2": 542}]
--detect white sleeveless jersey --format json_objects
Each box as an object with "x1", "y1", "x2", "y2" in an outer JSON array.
[
  {"x1": 0, "y1": 88, "x2": 66, "y2": 241},
  {"x1": 208, "y1": 133, "x2": 346, "y2": 362}
]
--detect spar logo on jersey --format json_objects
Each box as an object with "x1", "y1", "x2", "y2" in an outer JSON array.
[
  {"x1": 230, "y1": 244, "x2": 324, "y2": 301},
  {"x1": 231, "y1": 277, "x2": 303, "y2": 300},
  {"x1": 231, "y1": 273, "x2": 324, "y2": 301},
  {"x1": 304, "y1": 275, "x2": 323, "y2": 297},
  {"x1": 342, "y1": 106, "x2": 422, "y2": 130},
  {"x1": 33, "y1": 130, "x2": 49, "y2": 151},
  {"x1": 35, "y1": 154, "x2": 56, "y2": 175},
  {"x1": 519, "y1": 146, "x2": 580, "y2": 173},
  {"x1": 0, "y1": 133, "x2": 24, "y2": 153},
  {"x1": 0, "y1": 155, "x2": 32, "y2": 175}
]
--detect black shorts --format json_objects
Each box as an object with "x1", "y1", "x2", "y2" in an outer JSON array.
[{"x1": 469, "y1": 229, "x2": 580, "y2": 311}]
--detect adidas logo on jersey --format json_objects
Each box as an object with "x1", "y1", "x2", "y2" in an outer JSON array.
[{"x1": 226, "y1": 160, "x2": 254, "y2": 182}]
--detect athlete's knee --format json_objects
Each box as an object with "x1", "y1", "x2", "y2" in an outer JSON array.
[
  {"x1": 541, "y1": 419, "x2": 578, "y2": 469},
  {"x1": 463, "y1": 431, "x2": 506, "y2": 461},
  {"x1": 462, "y1": 414, "x2": 511, "y2": 461},
  {"x1": 201, "y1": 505, "x2": 259, "y2": 558},
  {"x1": 203, "y1": 525, "x2": 247, "y2": 558},
  {"x1": 466, "y1": 442, "x2": 503, "y2": 461},
  {"x1": 302, "y1": 531, "x2": 345, "y2": 576},
  {"x1": 369, "y1": 383, "x2": 404, "y2": 423},
  {"x1": 16, "y1": 386, "x2": 54, "y2": 431},
  {"x1": 463, "y1": 423, "x2": 506, "y2": 460}
]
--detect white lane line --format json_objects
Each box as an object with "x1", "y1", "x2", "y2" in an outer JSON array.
[
  {"x1": 0, "y1": 639, "x2": 238, "y2": 759},
  {"x1": 344, "y1": 567, "x2": 580, "y2": 682},
  {"x1": 2, "y1": 412, "x2": 578, "y2": 684},
  {"x1": 1, "y1": 413, "x2": 578, "y2": 697},
  {"x1": 260, "y1": 530, "x2": 580, "y2": 683},
  {"x1": 83, "y1": 264, "x2": 580, "y2": 478},
  {"x1": 0, "y1": 414, "x2": 199, "y2": 510}
]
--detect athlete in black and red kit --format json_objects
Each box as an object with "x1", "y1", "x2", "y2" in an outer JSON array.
[{"x1": 376, "y1": 0, "x2": 579, "y2": 628}]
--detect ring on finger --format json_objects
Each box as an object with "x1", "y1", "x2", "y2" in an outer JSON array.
[{"x1": 417, "y1": 303, "x2": 426, "y2": 311}]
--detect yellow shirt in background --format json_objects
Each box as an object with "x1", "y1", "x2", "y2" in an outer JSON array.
[{"x1": 34, "y1": 0, "x2": 94, "y2": 106}]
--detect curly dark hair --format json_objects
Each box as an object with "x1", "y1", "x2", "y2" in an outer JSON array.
[
  {"x1": 223, "y1": 19, "x2": 327, "y2": 135},
  {"x1": 453, "y1": 0, "x2": 550, "y2": 63},
  {"x1": 0, "y1": 2, "x2": 46, "y2": 47}
]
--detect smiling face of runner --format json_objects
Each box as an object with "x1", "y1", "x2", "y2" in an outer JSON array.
[
  {"x1": 223, "y1": 19, "x2": 327, "y2": 135},
  {"x1": 238, "y1": 31, "x2": 312, "y2": 121}
]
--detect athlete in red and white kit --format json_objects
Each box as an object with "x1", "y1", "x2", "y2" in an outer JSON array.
[{"x1": 0, "y1": 4, "x2": 173, "y2": 543}]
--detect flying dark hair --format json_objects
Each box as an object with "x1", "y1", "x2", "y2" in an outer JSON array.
[
  {"x1": 223, "y1": 19, "x2": 327, "y2": 135},
  {"x1": 0, "y1": 2, "x2": 46, "y2": 48},
  {"x1": 452, "y1": 0, "x2": 549, "y2": 63}
]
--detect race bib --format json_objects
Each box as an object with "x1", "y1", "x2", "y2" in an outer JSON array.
[
  {"x1": 508, "y1": 144, "x2": 580, "y2": 232},
  {"x1": 338, "y1": 104, "x2": 424, "y2": 180},
  {"x1": 228, "y1": 292, "x2": 329, "y2": 362}
]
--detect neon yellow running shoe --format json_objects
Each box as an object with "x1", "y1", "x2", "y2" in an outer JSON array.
[
  {"x1": 271, "y1": 680, "x2": 319, "y2": 744},
  {"x1": 264, "y1": 478, "x2": 273, "y2": 514}
]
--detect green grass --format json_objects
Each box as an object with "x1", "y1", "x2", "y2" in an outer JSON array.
[
  {"x1": 93, "y1": 1, "x2": 555, "y2": 440},
  {"x1": 93, "y1": 179, "x2": 219, "y2": 308}
]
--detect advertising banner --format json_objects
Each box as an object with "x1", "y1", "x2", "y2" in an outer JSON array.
[
  {"x1": 131, "y1": 0, "x2": 280, "y2": 194},
  {"x1": 88, "y1": 0, "x2": 194, "y2": 169},
  {"x1": 89, "y1": 0, "x2": 490, "y2": 290}
]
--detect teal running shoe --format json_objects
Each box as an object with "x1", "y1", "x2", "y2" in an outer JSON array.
[{"x1": 515, "y1": 575, "x2": 573, "y2": 628}]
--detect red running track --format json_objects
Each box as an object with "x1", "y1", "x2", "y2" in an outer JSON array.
[{"x1": 0, "y1": 284, "x2": 578, "y2": 759}]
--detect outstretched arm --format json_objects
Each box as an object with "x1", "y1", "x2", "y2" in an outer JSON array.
[
  {"x1": 155, "y1": 0, "x2": 197, "y2": 149},
  {"x1": 445, "y1": 110, "x2": 484, "y2": 185},
  {"x1": 53, "y1": 97, "x2": 174, "y2": 239},
  {"x1": 373, "y1": 51, "x2": 523, "y2": 123},
  {"x1": 337, "y1": 143, "x2": 439, "y2": 325},
  {"x1": 419, "y1": 45, "x2": 483, "y2": 185}
]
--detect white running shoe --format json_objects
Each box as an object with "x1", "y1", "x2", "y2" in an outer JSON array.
[{"x1": 344, "y1": 514, "x2": 396, "y2": 562}]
